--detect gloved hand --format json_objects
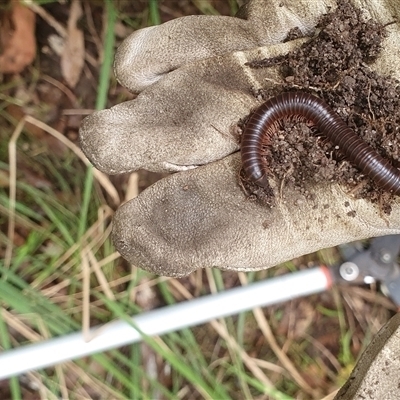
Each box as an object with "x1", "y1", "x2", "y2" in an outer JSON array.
[{"x1": 79, "y1": 0, "x2": 400, "y2": 277}]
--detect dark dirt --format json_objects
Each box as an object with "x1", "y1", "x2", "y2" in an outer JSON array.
[{"x1": 243, "y1": 0, "x2": 400, "y2": 211}]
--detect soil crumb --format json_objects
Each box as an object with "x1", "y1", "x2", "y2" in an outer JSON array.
[{"x1": 243, "y1": 0, "x2": 400, "y2": 211}]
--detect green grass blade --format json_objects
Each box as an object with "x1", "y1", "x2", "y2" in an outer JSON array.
[
  {"x1": 148, "y1": 0, "x2": 161, "y2": 25},
  {"x1": 0, "y1": 310, "x2": 22, "y2": 399}
]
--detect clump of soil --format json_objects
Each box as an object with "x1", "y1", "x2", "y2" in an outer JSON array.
[{"x1": 242, "y1": 0, "x2": 400, "y2": 211}]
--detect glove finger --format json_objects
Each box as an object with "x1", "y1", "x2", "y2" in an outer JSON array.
[
  {"x1": 115, "y1": 0, "x2": 330, "y2": 92},
  {"x1": 112, "y1": 154, "x2": 400, "y2": 277},
  {"x1": 80, "y1": 40, "x2": 301, "y2": 174},
  {"x1": 114, "y1": 0, "x2": 400, "y2": 93}
]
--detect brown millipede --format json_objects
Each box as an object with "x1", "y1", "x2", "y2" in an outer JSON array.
[{"x1": 241, "y1": 92, "x2": 400, "y2": 194}]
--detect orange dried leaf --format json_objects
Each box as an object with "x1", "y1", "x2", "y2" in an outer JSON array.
[{"x1": 0, "y1": 0, "x2": 36, "y2": 74}]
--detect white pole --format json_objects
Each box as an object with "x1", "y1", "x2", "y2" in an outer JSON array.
[{"x1": 0, "y1": 267, "x2": 331, "y2": 380}]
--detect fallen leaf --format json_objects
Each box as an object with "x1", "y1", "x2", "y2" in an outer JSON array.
[
  {"x1": 60, "y1": 0, "x2": 85, "y2": 88},
  {"x1": 48, "y1": 34, "x2": 64, "y2": 57},
  {"x1": 0, "y1": 0, "x2": 36, "y2": 73},
  {"x1": 0, "y1": 169, "x2": 9, "y2": 187}
]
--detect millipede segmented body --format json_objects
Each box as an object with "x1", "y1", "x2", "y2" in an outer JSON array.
[{"x1": 241, "y1": 92, "x2": 400, "y2": 194}]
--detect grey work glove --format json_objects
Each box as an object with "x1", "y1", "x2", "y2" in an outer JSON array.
[{"x1": 79, "y1": 0, "x2": 400, "y2": 278}]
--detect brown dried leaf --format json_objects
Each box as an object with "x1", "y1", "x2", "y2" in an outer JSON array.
[
  {"x1": 0, "y1": 169, "x2": 9, "y2": 188},
  {"x1": 0, "y1": 0, "x2": 36, "y2": 73},
  {"x1": 60, "y1": 0, "x2": 84, "y2": 88}
]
